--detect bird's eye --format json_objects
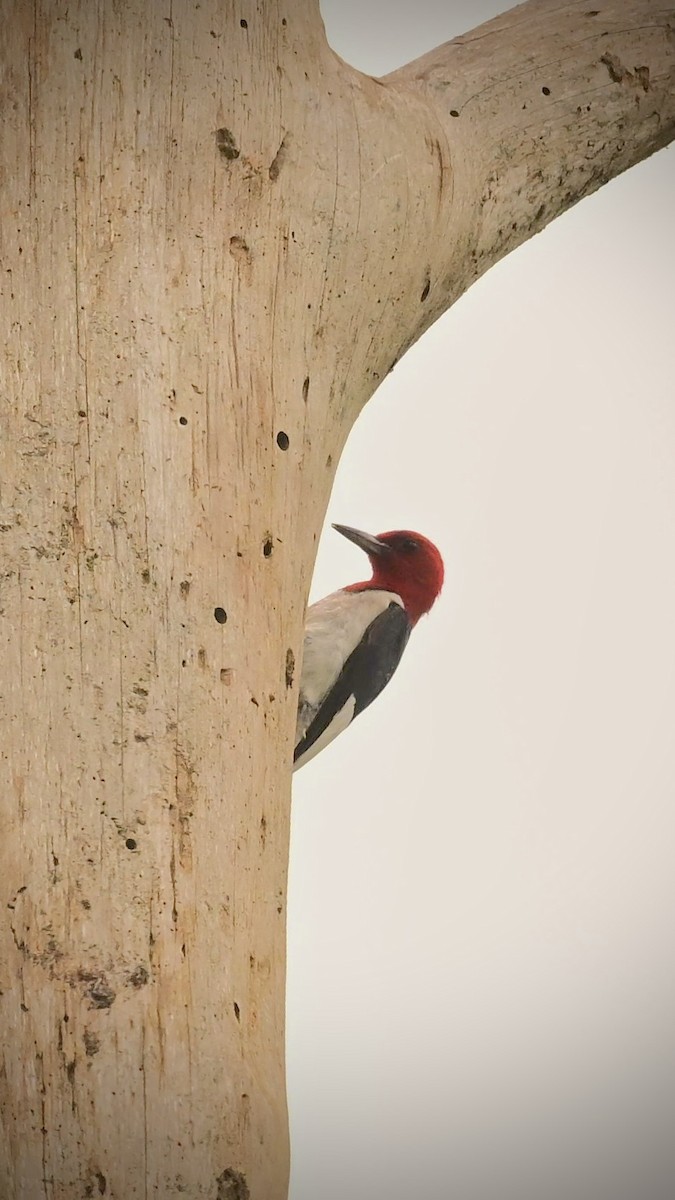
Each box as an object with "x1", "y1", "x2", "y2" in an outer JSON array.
[{"x1": 402, "y1": 538, "x2": 418, "y2": 552}]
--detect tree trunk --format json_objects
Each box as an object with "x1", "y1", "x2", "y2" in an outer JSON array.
[{"x1": 0, "y1": 0, "x2": 672, "y2": 1196}]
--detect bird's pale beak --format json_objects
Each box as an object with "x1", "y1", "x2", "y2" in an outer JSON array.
[{"x1": 332, "y1": 523, "x2": 389, "y2": 557}]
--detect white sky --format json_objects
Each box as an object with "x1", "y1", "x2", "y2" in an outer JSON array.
[{"x1": 287, "y1": 4, "x2": 675, "y2": 1199}]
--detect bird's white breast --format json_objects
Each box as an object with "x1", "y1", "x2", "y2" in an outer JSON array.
[{"x1": 296, "y1": 587, "x2": 403, "y2": 744}]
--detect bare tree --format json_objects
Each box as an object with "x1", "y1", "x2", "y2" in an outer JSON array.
[{"x1": 1, "y1": 0, "x2": 673, "y2": 1196}]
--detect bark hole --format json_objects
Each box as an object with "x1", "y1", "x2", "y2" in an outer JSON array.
[
  {"x1": 276, "y1": 430, "x2": 289, "y2": 450},
  {"x1": 214, "y1": 607, "x2": 227, "y2": 624}
]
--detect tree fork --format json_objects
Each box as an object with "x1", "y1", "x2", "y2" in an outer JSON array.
[{"x1": 1, "y1": 0, "x2": 673, "y2": 1196}]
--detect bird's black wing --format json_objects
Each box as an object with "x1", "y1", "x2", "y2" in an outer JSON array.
[{"x1": 293, "y1": 601, "x2": 412, "y2": 765}]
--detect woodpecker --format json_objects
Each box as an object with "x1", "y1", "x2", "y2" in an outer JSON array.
[{"x1": 294, "y1": 524, "x2": 444, "y2": 770}]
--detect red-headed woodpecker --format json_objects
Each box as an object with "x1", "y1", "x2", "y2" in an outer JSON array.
[{"x1": 294, "y1": 524, "x2": 444, "y2": 770}]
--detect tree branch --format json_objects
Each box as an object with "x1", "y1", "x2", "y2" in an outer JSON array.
[{"x1": 377, "y1": 0, "x2": 675, "y2": 351}]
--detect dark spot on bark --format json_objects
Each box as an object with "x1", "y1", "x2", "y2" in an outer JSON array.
[
  {"x1": 276, "y1": 430, "x2": 289, "y2": 450},
  {"x1": 125, "y1": 837, "x2": 137, "y2": 850},
  {"x1": 128, "y1": 965, "x2": 149, "y2": 988},
  {"x1": 140, "y1": 569, "x2": 151, "y2": 584},
  {"x1": 216, "y1": 1168, "x2": 250, "y2": 1200},
  {"x1": 449, "y1": 109, "x2": 459, "y2": 117},
  {"x1": 260, "y1": 814, "x2": 267, "y2": 847},
  {"x1": 179, "y1": 415, "x2": 188, "y2": 425},
  {"x1": 181, "y1": 659, "x2": 187, "y2": 667},
  {"x1": 198, "y1": 647, "x2": 207, "y2": 666},
  {"x1": 85, "y1": 975, "x2": 116, "y2": 1010},
  {"x1": 250, "y1": 696, "x2": 259, "y2": 707},
  {"x1": 420, "y1": 277, "x2": 431, "y2": 301},
  {"x1": 74, "y1": 47, "x2": 82, "y2": 60},
  {"x1": 83, "y1": 1028, "x2": 100, "y2": 1057},
  {"x1": 586, "y1": 9, "x2": 599, "y2": 15},
  {"x1": 262, "y1": 536, "x2": 273, "y2": 558},
  {"x1": 285, "y1": 648, "x2": 295, "y2": 688},
  {"x1": 78, "y1": 409, "x2": 87, "y2": 417},
  {"x1": 66, "y1": 1059, "x2": 76, "y2": 1084},
  {"x1": 220, "y1": 668, "x2": 233, "y2": 683},
  {"x1": 233, "y1": 1002, "x2": 240, "y2": 1021},
  {"x1": 302, "y1": 376, "x2": 310, "y2": 402},
  {"x1": 282, "y1": 16, "x2": 287, "y2": 24},
  {"x1": 326, "y1": 454, "x2": 333, "y2": 468},
  {"x1": 214, "y1": 606, "x2": 227, "y2": 624},
  {"x1": 240, "y1": 18, "x2": 247, "y2": 28},
  {"x1": 81, "y1": 898, "x2": 91, "y2": 910},
  {"x1": 134, "y1": 732, "x2": 150, "y2": 742},
  {"x1": 83, "y1": 1171, "x2": 107, "y2": 1198},
  {"x1": 542, "y1": 85, "x2": 551, "y2": 95},
  {"x1": 229, "y1": 235, "x2": 251, "y2": 265},
  {"x1": 215, "y1": 128, "x2": 240, "y2": 160},
  {"x1": 269, "y1": 134, "x2": 289, "y2": 181},
  {"x1": 180, "y1": 580, "x2": 190, "y2": 596},
  {"x1": 534, "y1": 203, "x2": 546, "y2": 222},
  {"x1": 133, "y1": 685, "x2": 148, "y2": 697},
  {"x1": 600, "y1": 52, "x2": 648, "y2": 88}
]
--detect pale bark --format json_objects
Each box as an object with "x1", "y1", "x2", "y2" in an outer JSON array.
[{"x1": 0, "y1": 0, "x2": 672, "y2": 1197}]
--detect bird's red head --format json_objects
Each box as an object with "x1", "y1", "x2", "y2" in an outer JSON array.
[{"x1": 334, "y1": 524, "x2": 444, "y2": 625}]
